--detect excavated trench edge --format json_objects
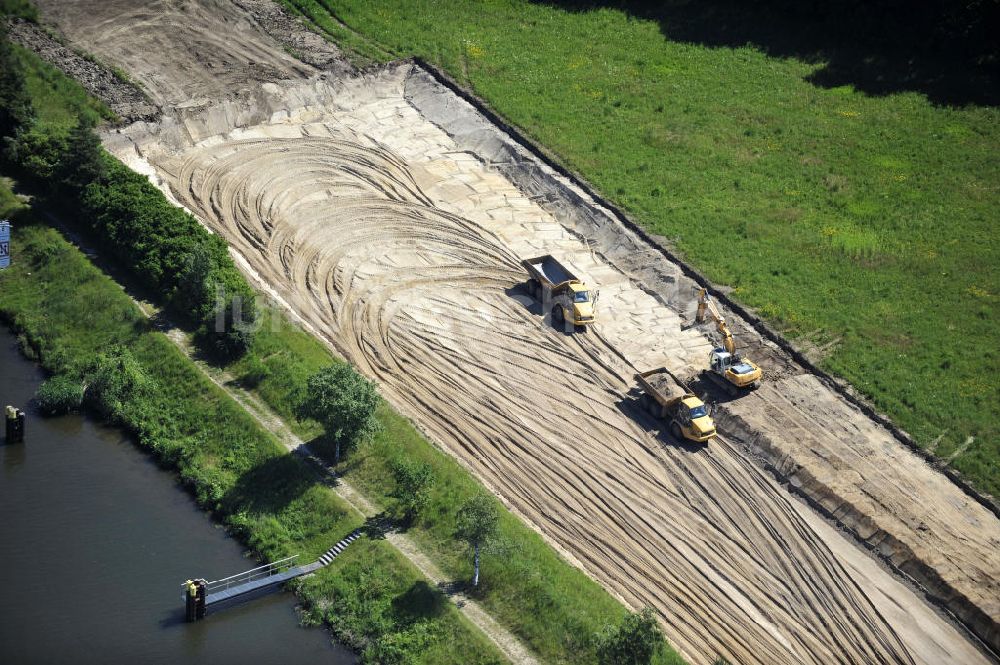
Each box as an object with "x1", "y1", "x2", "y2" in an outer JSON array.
[
  {"x1": 404, "y1": 56, "x2": 1000, "y2": 656},
  {"x1": 711, "y1": 408, "x2": 1000, "y2": 658},
  {"x1": 406, "y1": 56, "x2": 999, "y2": 523}
]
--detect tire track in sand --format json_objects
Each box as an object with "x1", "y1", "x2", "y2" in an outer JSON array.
[
  {"x1": 36, "y1": 0, "x2": 314, "y2": 107},
  {"x1": 29, "y1": 0, "x2": 994, "y2": 662},
  {"x1": 156, "y1": 133, "x2": 970, "y2": 665}
]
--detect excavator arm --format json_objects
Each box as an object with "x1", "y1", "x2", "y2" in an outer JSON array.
[{"x1": 696, "y1": 289, "x2": 735, "y2": 354}]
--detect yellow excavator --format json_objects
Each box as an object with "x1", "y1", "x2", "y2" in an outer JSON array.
[{"x1": 695, "y1": 288, "x2": 762, "y2": 395}]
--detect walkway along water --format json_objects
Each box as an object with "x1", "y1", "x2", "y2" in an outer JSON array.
[
  {"x1": 184, "y1": 531, "x2": 362, "y2": 619},
  {"x1": 0, "y1": 328, "x2": 355, "y2": 665}
]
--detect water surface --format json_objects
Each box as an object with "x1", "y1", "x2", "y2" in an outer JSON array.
[{"x1": 0, "y1": 329, "x2": 354, "y2": 665}]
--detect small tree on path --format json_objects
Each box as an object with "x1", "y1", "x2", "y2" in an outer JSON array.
[
  {"x1": 391, "y1": 457, "x2": 435, "y2": 524},
  {"x1": 298, "y1": 363, "x2": 380, "y2": 464},
  {"x1": 455, "y1": 492, "x2": 499, "y2": 588}
]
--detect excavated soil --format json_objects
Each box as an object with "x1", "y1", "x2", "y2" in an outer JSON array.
[
  {"x1": 5, "y1": 18, "x2": 158, "y2": 122},
  {"x1": 32, "y1": 1, "x2": 1000, "y2": 663}
]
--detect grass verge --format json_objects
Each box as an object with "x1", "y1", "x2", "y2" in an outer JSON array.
[
  {"x1": 276, "y1": 0, "x2": 391, "y2": 65},
  {"x1": 0, "y1": 184, "x2": 504, "y2": 665},
  {"x1": 5, "y1": 38, "x2": 257, "y2": 360},
  {"x1": 291, "y1": 0, "x2": 999, "y2": 498}
]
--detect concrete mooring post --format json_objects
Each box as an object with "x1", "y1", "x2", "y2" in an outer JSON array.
[{"x1": 5, "y1": 406, "x2": 25, "y2": 443}]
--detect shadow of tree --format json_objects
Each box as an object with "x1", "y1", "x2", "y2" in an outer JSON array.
[
  {"x1": 392, "y1": 580, "x2": 448, "y2": 624},
  {"x1": 220, "y1": 452, "x2": 317, "y2": 515},
  {"x1": 363, "y1": 511, "x2": 395, "y2": 540},
  {"x1": 533, "y1": 0, "x2": 998, "y2": 106}
]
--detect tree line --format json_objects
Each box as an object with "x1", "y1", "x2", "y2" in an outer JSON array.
[{"x1": 0, "y1": 27, "x2": 257, "y2": 359}]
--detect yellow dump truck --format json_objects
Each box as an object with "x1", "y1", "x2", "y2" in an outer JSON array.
[
  {"x1": 635, "y1": 368, "x2": 716, "y2": 444},
  {"x1": 522, "y1": 254, "x2": 597, "y2": 331}
]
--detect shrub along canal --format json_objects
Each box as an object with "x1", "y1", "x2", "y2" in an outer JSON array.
[{"x1": 0, "y1": 328, "x2": 355, "y2": 664}]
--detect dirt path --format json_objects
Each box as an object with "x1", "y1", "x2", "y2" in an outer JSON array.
[
  {"x1": 30, "y1": 1, "x2": 999, "y2": 663},
  {"x1": 157, "y1": 327, "x2": 538, "y2": 665}
]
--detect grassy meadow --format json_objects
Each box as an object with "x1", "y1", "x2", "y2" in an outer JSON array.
[{"x1": 286, "y1": 0, "x2": 999, "y2": 496}]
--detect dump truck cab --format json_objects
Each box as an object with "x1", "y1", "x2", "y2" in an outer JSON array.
[
  {"x1": 568, "y1": 283, "x2": 596, "y2": 325},
  {"x1": 677, "y1": 396, "x2": 716, "y2": 442}
]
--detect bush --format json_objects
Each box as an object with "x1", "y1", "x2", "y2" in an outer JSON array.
[
  {"x1": 5, "y1": 128, "x2": 67, "y2": 180},
  {"x1": 57, "y1": 114, "x2": 103, "y2": 194},
  {"x1": 0, "y1": 26, "x2": 34, "y2": 143},
  {"x1": 82, "y1": 156, "x2": 258, "y2": 358},
  {"x1": 35, "y1": 374, "x2": 84, "y2": 415},
  {"x1": 199, "y1": 273, "x2": 258, "y2": 360},
  {"x1": 83, "y1": 345, "x2": 153, "y2": 423},
  {"x1": 3, "y1": 30, "x2": 258, "y2": 359},
  {"x1": 595, "y1": 608, "x2": 665, "y2": 665},
  {"x1": 365, "y1": 620, "x2": 438, "y2": 665},
  {"x1": 390, "y1": 458, "x2": 435, "y2": 523},
  {"x1": 238, "y1": 354, "x2": 271, "y2": 388},
  {"x1": 0, "y1": 1, "x2": 39, "y2": 22}
]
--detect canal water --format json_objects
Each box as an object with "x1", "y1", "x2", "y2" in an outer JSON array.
[{"x1": 0, "y1": 329, "x2": 355, "y2": 665}]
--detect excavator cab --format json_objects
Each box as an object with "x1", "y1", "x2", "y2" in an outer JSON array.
[
  {"x1": 709, "y1": 350, "x2": 727, "y2": 373},
  {"x1": 711, "y1": 350, "x2": 750, "y2": 373},
  {"x1": 709, "y1": 348, "x2": 761, "y2": 392}
]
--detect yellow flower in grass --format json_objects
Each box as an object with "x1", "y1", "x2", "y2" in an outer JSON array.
[
  {"x1": 967, "y1": 285, "x2": 993, "y2": 299},
  {"x1": 463, "y1": 40, "x2": 485, "y2": 59}
]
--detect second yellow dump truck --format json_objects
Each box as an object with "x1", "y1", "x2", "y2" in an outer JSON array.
[
  {"x1": 522, "y1": 254, "x2": 597, "y2": 330},
  {"x1": 635, "y1": 367, "x2": 717, "y2": 444}
]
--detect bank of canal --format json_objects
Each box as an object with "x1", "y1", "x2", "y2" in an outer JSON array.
[{"x1": 0, "y1": 328, "x2": 355, "y2": 664}]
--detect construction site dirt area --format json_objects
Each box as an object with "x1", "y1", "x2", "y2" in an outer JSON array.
[{"x1": 30, "y1": 1, "x2": 1000, "y2": 663}]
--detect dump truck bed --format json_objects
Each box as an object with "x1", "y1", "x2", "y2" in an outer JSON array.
[
  {"x1": 636, "y1": 368, "x2": 689, "y2": 406},
  {"x1": 522, "y1": 255, "x2": 578, "y2": 287}
]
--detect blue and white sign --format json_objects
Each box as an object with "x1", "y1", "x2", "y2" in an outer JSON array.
[{"x1": 0, "y1": 220, "x2": 10, "y2": 269}]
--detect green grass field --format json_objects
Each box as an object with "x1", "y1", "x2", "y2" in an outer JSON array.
[{"x1": 287, "y1": 0, "x2": 999, "y2": 497}]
